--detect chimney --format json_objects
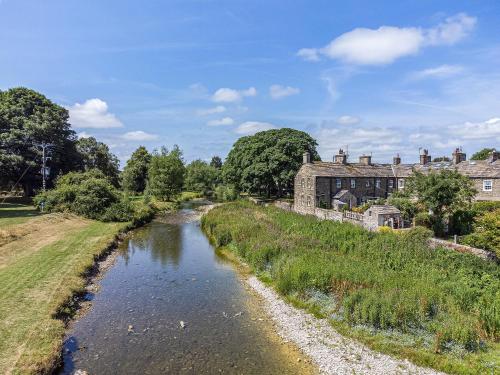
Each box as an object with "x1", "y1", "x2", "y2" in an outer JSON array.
[
  {"x1": 303, "y1": 151, "x2": 312, "y2": 164},
  {"x1": 488, "y1": 150, "x2": 500, "y2": 163},
  {"x1": 393, "y1": 154, "x2": 401, "y2": 165},
  {"x1": 420, "y1": 149, "x2": 431, "y2": 165},
  {"x1": 452, "y1": 148, "x2": 466, "y2": 164},
  {"x1": 359, "y1": 155, "x2": 372, "y2": 165},
  {"x1": 334, "y1": 149, "x2": 347, "y2": 164}
]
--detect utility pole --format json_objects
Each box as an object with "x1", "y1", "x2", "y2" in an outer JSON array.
[{"x1": 37, "y1": 142, "x2": 53, "y2": 192}]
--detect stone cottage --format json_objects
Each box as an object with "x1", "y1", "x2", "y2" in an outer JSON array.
[{"x1": 293, "y1": 148, "x2": 500, "y2": 224}]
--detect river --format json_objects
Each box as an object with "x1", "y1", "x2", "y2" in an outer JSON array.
[{"x1": 59, "y1": 206, "x2": 316, "y2": 374}]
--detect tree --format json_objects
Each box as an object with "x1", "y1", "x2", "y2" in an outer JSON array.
[
  {"x1": 210, "y1": 155, "x2": 223, "y2": 169},
  {"x1": 76, "y1": 137, "x2": 120, "y2": 186},
  {"x1": 147, "y1": 146, "x2": 185, "y2": 201},
  {"x1": 222, "y1": 128, "x2": 320, "y2": 197},
  {"x1": 471, "y1": 148, "x2": 495, "y2": 160},
  {"x1": 184, "y1": 159, "x2": 218, "y2": 193},
  {"x1": 405, "y1": 169, "x2": 476, "y2": 235},
  {"x1": 0, "y1": 87, "x2": 80, "y2": 195},
  {"x1": 122, "y1": 146, "x2": 151, "y2": 194}
]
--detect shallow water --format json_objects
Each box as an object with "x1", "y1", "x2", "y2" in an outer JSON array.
[{"x1": 60, "y1": 208, "x2": 314, "y2": 374}]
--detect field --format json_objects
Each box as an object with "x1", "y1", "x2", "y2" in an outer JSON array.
[
  {"x1": 0, "y1": 202, "x2": 128, "y2": 374},
  {"x1": 202, "y1": 201, "x2": 500, "y2": 375}
]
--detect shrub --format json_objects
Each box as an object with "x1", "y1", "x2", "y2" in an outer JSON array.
[
  {"x1": 414, "y1": 212, "x2": 431, "y2": 228},
  {"x1": 461, "y1": 209, "x2": 500, "y2": 257},
  {"x1": 214, "y1": 184, "x2": 239, "y2": 202},
  {"x1": 34, "y1": 170, "x2": 134, "y2": 222}
]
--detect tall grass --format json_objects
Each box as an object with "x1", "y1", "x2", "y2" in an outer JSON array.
[{"x1": 202, "y1": 201, "x2": 500, "y2": 372}]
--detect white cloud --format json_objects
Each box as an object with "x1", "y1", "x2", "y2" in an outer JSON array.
[
  {"x1": 269, "y1": 84, "x2": 300, "y2": 99},
  {"x1": 298, "y1": 13, "x2": 476, "y2": 65},
  {"x1": 411, "y1": 64, "x2": 464, "y2": 80},
  {"x1": 212, "y1": 87, "x2": 257, "y2": 102},
  {"x1": 207, "y1": 117, "x2": 234, "y2": 126},
  {"x1": 69, "y1": 98, "x2": 123, "y2": 128},
  {"x1": 296, "y1": 48, "x2": 320, "y2": 62},
  {"x1": 449, "y1": 117, "x2": 500, "y2": 141},
  {"x1": 77, "y1": 131, "x2": 91, "y2": 139},
  {"x1": 235, "y1": 121, "x2": 277, "y2": 135},
  {"x1": 424, "y1": 13, "x2": 476, "y2": 46},
  {"x1": 197, "y1": 105, "x2": 226, "y2": 116},
  {"x1": 121, "y1": 131, "x2": 159, "y2": 141},
  {"x1": 336, "y1": 115, "x2": 361, "y2": 125}
]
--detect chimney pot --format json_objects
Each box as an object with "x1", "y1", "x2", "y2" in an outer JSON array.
[
  {"x1": 334, "y1": 148, "x2": 347, "y2": 164},
  {"x1": 359, "y1": 155, "x2": 372, "y2": 165},
  {"x1": 393, "y1": 154, "x2": 401, "y2": 165}
]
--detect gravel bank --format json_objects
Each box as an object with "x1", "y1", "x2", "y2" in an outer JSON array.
[{"x1": 246, "y1": 276, "x2": 444, "y2": 375}]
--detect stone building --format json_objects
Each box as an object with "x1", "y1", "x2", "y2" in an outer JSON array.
[{"x1": 294, "y1": 148, "x2": 500, "y2": 217}]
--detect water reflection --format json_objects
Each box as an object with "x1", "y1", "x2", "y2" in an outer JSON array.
[{"x1": 59, "y1": 209, "x2": 315, "y2": 375}]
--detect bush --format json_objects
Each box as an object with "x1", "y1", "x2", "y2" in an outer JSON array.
[
  {"x1": 461, "y1": 209, "x2": 500, "y2": 257},
  {"x1": 214, "y1": 184, "x2": 239, "y2": 202},
  {"x1": 414, "y1": 212, "x2": 431, "y2": 228},
  {"x1": 34, "y1": 170, "x2": 134, "y2": 222}
]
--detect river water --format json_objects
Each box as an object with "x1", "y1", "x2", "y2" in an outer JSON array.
[{"x1": 59, "y1": 207, "x2": 315, "y2": 374}]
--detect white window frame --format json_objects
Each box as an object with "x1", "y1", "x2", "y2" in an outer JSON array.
[
  {"x1": 351, "y1": 179, "x2": 356, "y2": 189},
  {"x1": 336, "y1": 178, "x2": 341, "y2": 188},
  {"x1": 398, "y1": 179, "x2": 405, "y2": 189},
  {"x1": 388, "y1": 179, "x2": 394, "y2": 189},
  {"x1": 375, "y1": 179, "x2": 381, "y2": 189},
  {"x1": 483, "y1": 179, "x2": 493, "y2": 192}
]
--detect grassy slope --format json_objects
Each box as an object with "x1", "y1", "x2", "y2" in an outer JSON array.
[
  {"x1": 0, "y1": 205, "x2": 128, "y2": 374},
  {"x1": 0, "y1": 203, "x2": 40, "y2": 228},
  {"x1": 201, "y1": 201, "x2": 500, "y2": 375}
]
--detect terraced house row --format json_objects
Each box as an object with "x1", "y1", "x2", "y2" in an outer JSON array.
[{"x1": 295, "y1": 148, "x2": 500, "y2": 214}]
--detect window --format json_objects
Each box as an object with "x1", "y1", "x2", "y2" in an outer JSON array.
[
  {"x1": 483, "y1": 180, "x2": 493, "y2": 191},
  {"x1": 366, "y1": 179, "x2": 370, "y2": 187},
  {"x1": 300, "y1": 194, "x2": 305, "y2": 206},
  {"x1": 376, "y1": 179, "x2": 381, "y2": 189},
  {"x1": 301, "y1": 178, "x2": 305, "y2": 189},
  {"x1": 306, "y1": 195, "x2": 312, "y2": 207},
  {"x1": 398, "y1": 179, "x2": 405, "y2": 189},
  {"x1": 351, "y1": 179, "x2": 356, "y2": 189},
  {"x1": 388, "y1": 179, "x2": 394, "y2": 189},
  {"x1": 307, "y1": 178, "x2": 312, "y2": 189},
  {"x1": 336, "y1": 178, "x2": 341, "y2": 188}
]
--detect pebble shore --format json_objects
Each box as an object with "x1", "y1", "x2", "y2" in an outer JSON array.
[{"x1": 246, "y1": 276, "x2": 444, "y2": 375}]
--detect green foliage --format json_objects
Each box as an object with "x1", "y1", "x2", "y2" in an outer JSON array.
[
  {"x1": 122, "y1": 146, "x2": 151, "y2": 194},
  {"x1": 184, "y1": 159, "x2": 218, "y2": 194},
  {"x1": 202, "y1": 202, "x2": 500, "y2": 358},
  {"x1": 76, "y1": 137, "x2": 120, "y2": 186},
  {"x1": 146, "y1": 146, "x2": 185, "y2": 201},
  {"x1": 0, "y1": 87, "x2": 80, "y2": 194},
  {"x1": 405, "y1": 170, "x2": 476, "y2": 236},
  {"x1": 462, "y1": 208, "x2": 500, "y2": 257},
  {"x1": 471, "y1": 148, "x2": 495, "y2": 161},
  {"x1": 210, "y1": 155, "x2": 223, "y2": 169},
  {"x1": 222, "y1": 128, "x2": 319, "y2": 197},
  {"x1": 213, "y1": 184, "x2": 239, "y2": 202},
  {"x1": 387, "y1": 196, "x2": 418, "y2": 221}
]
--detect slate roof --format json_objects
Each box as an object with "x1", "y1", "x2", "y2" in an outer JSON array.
[
  {"x1": 367, "y1": 205, "x2": 401, "y2": 215},
  {"x1": 300, "y1": 160, "x2": 500, "y2": 179}
]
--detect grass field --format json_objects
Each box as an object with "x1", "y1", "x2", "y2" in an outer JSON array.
[
  {"x1": 0, "y1": 203, "x2": 129, "y2": 374},
  {"x1": 202, "y1": 201, "x2": 500, "y2": 375}
]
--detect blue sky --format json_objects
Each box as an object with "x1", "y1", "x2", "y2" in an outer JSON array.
[{"x1": 1, "y1": 0, "x2": 499, "y2": 166}]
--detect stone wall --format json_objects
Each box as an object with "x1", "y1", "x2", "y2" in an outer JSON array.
[
  {"x1": 471, "y1": 178, "x2": 500, "y2": 201},
  {"x1": 429, "y1": 238, "x2": 497, "y2": 262},
  {"x1": 273, "y1": 200, "x2": 293, "y2": 211}
]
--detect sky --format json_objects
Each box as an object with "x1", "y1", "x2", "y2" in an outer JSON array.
[{"x1": 1, "y1": 0, "x2": 499, "y2": 166}]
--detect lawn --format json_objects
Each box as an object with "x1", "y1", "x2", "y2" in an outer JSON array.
[
  {"x1": 0, "y1": 203, "x2": 128, "y2": 374},
  {"x1": 202, "y1": 201, "x2": 500, "y2": 375}
]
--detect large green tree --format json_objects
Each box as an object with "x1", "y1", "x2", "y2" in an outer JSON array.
[
  {"x1": 147, "y1": 146, "x2": 185, "y2": 201},
  {"x1": 184, "y1": 159, "x2": 218, "y2": 194},
  {"x1": 210, "y1": 155, "x2": 223, "y2": 169},
  {"x1": 122, "y1": 146, "x2": 151, "y2": 194},
  {"x1": 0, "y1": 87, "x2": 80, "y2": 195},
  {"x1": 405, "y1": 169, "x2": 476, "y2": 235},
  {"x1": 222, "y1": 128, "x2": 320, "y2": 197},
  {"x1": 76, "y1": 137, "x2": 120, "y2": 186},
  {"x1": 471, "y1": 148, "x2": 495, "y2": 160}
]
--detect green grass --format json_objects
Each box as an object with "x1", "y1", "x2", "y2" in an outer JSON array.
[
  {"x1": 0, "y1": 202, "x2": 40, "y2": 228},
  {"x1": 0, "y1": 215, "x2": 129, "y2": 374},
  {"x1": 201, "y1": 201, "x2": 500, "y2": 374}
]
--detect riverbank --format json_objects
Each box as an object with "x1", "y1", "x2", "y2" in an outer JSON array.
[
  {"x1": 0, "y1": 202, "x2": 153, "y2": 374},
  {"x1": 201, "y1": 201, "x2": 500, "y2": 375}
]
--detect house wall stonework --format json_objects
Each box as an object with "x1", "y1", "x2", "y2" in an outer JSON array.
[{"x1": 472, "y1": 178, "x2": 500, "y2": 201}]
